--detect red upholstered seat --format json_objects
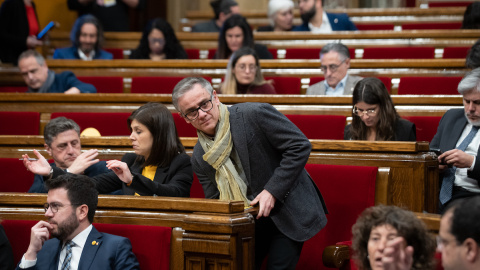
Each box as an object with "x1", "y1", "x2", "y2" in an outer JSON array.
[
  {"x1": 403, "y1": 116, "x2": 442, "y2": 142},
  {"x1": 285, "y1": 115, "x2": 346, "y2": 140},
  {"x1": 268, "y1": 48, "x2": 278, "y2": 59},
  {"x1": 362, "y1": 47, "x2": 435, "y2": 59},
  {"x1": 284, "y1": 48, "x2": 356, "y2": 59},
  {"x1": 185, "y1": 48, "x2": 200, "y2": 59},
  {"x1": 401, "y1": 22, "x2": 462, "y2": 30},
  {"x1": 50, "y1": 112, "x2": 131, "y2": 136},
  {"x1": 0, "y1": 158, "x2": 34, "y2": 192},
  {"x1": 0, "y1": 111, "x2": 40, "y2": 135},
  {"x1": 428, "y1": 1, "x2": 473, "y2": 7},
  {"x1": 104, "y1": 48, "x2": 124, "y2": 59},
  {"x1": 443, "y1": 47, "x2": 471, "y2": 59},
  {"x1": 264, "y1": 77, "x2": 301, "y2": 94},
  {"x1": 397, "y1": 76, "x2": 462, "y2": 95},
  {"x1": 309, "y1": 76, "x2": 325, "y2": 86},
  {"x1": 208, "y1": 49, "x2": 217, "y2": 59},
  {"x1": 356, "y1": 23, "x2": 395, "y2": 31},
  {"x1": 308, "y1": 77, "x2": 391, "y2": 93},
  {"x1": 2, "y1": 220, "x2": 172, "y2": 270},
  {"x1": 131, "y1": 77, "x2": 212, "y2": 94},
  {"x1": 297, "y1": 164, "x2": 377, "y2": 270},
  {"x1": 172, "y1": 113, "x2": 198, "y2": 137},
  {"x1": 190, "y1": 173, "x2": 206, "y2": 198},
  {"x1": 0, "y1": 86, "x2": 28, "y2": 92},
  {"x1": 77, "y1": 76, "x2": 124, "y2": 93}
]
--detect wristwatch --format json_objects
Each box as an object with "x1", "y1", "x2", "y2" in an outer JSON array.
[
  {"x1": 65, "y1": 168, "x2": 70, "y2": 173},
  {"x1": 47, "y1": 167, "x2": 54, "y2": 179}
]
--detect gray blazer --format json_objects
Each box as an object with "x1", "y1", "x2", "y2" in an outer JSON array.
[
  {"x1": 306, "y1": 75, "x2": 363, "y2": 95},
  {"x1": 191, "y1": 103, "x2": 327, "y2": 242}
]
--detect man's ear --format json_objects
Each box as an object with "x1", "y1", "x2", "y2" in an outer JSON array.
[
  {"x1": 76, "y1": 204, "x2": 89, "y2": 222},
  {"x1": 464, "y1": 238, "x2": 480, "y2": 263},
  {"x1": 44, "y1": 143, "x2": 52, "y2": 157}
]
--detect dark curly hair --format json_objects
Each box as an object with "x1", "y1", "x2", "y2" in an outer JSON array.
[
  {"x1": 352, "y1": 205, "x2": 436, "y2": 270},
  {"x1": 129, "y1": 18, "x2": 188, "y2": 60}
]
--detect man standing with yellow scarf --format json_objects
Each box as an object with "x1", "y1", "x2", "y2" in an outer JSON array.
[{"x1": 173, "y1": 77, "x2": 327, "y2": 270}]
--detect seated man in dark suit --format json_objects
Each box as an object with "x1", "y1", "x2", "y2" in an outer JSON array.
[
  {"x1": 172, "y1": 77, "x2": 327, "y2": 269},
  {"x1": 293, "y1": 0, "x2": 357, "y2": 32},
  {"x1": 27, "y1": 117, "x2": 121, "y2": 195},
  {"x1": 431, "y1": 68, "x2": 480, "y2": 213},
  {"x1": 16, "y1": 174, "x2": 139, "y2": 269},
  {"x1": 18, "y1": 50, "x2": 96, "y2": 93},
  {"x1": 53, "y1": 14, "x2": 113, "y2": 60}
]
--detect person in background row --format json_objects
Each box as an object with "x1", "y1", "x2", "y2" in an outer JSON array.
[
  {"x1": 293, "y1": 0, "x2": 357, "y2": 32},
  {"x1": 351, "y1": 205, "x2": 436, "y2": 270},
  {"x1": 0, "y1": 0, "x2": 42, "y2": 65},
  {"x1": 24, "y1": 102, "x2": 193, "y2": 197},
  {"x1": 344, "y1": 77, "x2": 416, "y2": 141},
  {"x1": 462, "y1": 2, "x2": 480, "y2": 29},
  {"x1": 257, "y1": 0, "x2": 294, "y2": 32},
  {"x1": 18, "y1": 50, "x2": 96, "y2": 93},
  {"x1": 67, "y1": 0, "x2": 146, "y2": 32},
  {"x1": 306, "y1": 43, "x2": 362, "y2": 95},
  {"x1": 466, "y1": 38, "x2": 480, "y2": 69},
  {"x1": 130, "y1": 17, "x2": 188, "y2": 60},
  {"x1": 216, "y1": 14, "x2": 273, "y2": 59},
  {"x1": 53, "y1": 14, "x2": 113, "y2": 60},
  {"x1": 0, "y1": 219, "x2": 14, "y2": 270},
  {"x1": 192, "y1": 0, "x2": 240, "y2": 32},
  {"x1": 220, "y1": 47, "x2": 276, "y2": 94}
]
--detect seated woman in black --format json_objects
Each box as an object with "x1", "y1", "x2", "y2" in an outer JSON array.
[
  {"x1": 23, "y1": 102, "x2": 193, "y2": 197},
  {"x1": 215, "y1": 14, "x2": 273, "y2": 60},
  {"x1": 130, "y1": 17, "x2": 188, "y2": 60},
  {"x1": 344, "y1": 77, "x2": 416, "y2": 141}
]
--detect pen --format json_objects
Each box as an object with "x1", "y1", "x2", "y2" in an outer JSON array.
[{"x1": 19, "y1": 158, "x2": 37, "y2": 161}]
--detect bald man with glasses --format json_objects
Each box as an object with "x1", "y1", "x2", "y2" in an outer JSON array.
[{"x1": 306, "y1": 43, "x2": 362, "y2": 95}]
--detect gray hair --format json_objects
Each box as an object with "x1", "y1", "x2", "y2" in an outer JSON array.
[
  {"x1": 320, "y1": 43, "x2": 351, "y2": 61},
  {"x1": 172, "y1": 77, "x2": 214, "y2": 112},
  {"x1": 458, "y1": 68, "x2": 480, "y2": 94},
  {"x1": 18, "y1": 49, "x2": 45, "y2": 66},
  {"x1": 44, "y1": 117, "x2": 81, "y2": 146},
  {"x1": 268, "y1": 0, "x2": 294, "y2": 26}
]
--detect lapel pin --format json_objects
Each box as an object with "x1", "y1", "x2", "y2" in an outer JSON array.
[{"x1": 92, "y1": 240, "x2": 99, "y2": 246}]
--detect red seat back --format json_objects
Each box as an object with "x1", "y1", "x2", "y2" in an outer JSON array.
[
  {"x1": 298, "y1": 164, "x2": 377, "y2": 270},
  {"x1": 397, "y1": 77, "x2": 462, "y2": 95},
  {"x1": 0, "y1": 111, "x2": 40, "y2": 135},
  {"x1": 309, "y1": 76, "x2": 325, "y2": 86},
  {"x1": 443, "y1": 47, "x2": 471, "y2": 59},
  {"x1": 268, "y1": 48, "x2": 278, "y2": 59},
  {"x1": 363, "y1": 47, "x2": 435, "y2": 59},
  {"x1": 131, "y1": 77, "x2": 212, "y2": 94},
  {"x1": 77, "y1": 76, "x2": 124, "y2": 93},
  {"x1": 308, "y1": 77, "x2": 391, "y2": 93},
  {"x1": 185, "y1": 48, "x2": 200, "y2": 59},
  {"x1": 0, "y1": 86, "x2": 28, "y2": 93},
  {"x1": 190, "y1": 173, "x2": 206, "y2": 198},
  {"x1": 401, "y1": 22, "x2": 462, "y2": 30},
  {"x1": 356, "y1": 23, "x2": 395, "y2": 30},
  {"x1": 264, "y1": 76, "x2": 301, "y2": 94},
  {"x1": 284, "y1": 48, "x2": 356, "y2": 59},
  {"x1": 0, "y1": 158, "x2": 34, "y2": 192},
  {"x1": 104, "y1": 48, "x2": 124, "y2": 59},
  {"x1": 285, "y1": 115, "x2": 346, "y2": 140},
  {"x1": 402, "y1": 116, "x2": 442, "y2": 142},
  {"x1": 208, "y1": 49, "x2": 217, "y2": 59},
  {"x1": 50, "y1": 112, "x2": 131, "y2": 136},
  {"x1": 172, "y1": 113, "x2": 198, "y2": 137}
]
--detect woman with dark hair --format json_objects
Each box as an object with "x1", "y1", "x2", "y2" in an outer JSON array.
[
  {"x1": 221, "y1": 47, "x2": 275, "y2": 94},
  {"x1": 216, "y1": 14, "x2": 273, "y2": 59},
  {"x1": 344, "y1": 77, "x2": 416, "y2": 141},
  {"x1": 351, "y1": 205, "x2": 436, "y2": 270},
  {"x1": 462, "y1": 2, "x2": 480, "y2": 29},
  {"x1": 23, "y1": 102, "x2": 193, "y2": 197},
  {"x1": 130, "y1": 17, "x2": 188, "y2": 60}
]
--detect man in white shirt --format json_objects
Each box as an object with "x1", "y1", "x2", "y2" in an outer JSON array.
[
  {"x1": 306, "y1": 43, "x2": 362, "y2": 95},
  {"x1": 430, "y1": 68, "x2": 480, "y2": 213},
  {"x1": 293, "y1": 0, "x2": 357, "y2": 32},
  {"x1": 16, "y1": 174, "x2": 139, "y2": 269}
]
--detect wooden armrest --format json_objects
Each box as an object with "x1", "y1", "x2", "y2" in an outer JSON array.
[{"x1": 322, "y1": 244, "x2": 351, "y2": 268}]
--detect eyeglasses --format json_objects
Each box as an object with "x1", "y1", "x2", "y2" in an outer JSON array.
[
  {"x1": 148, "y1": 38, "x2": 165, "y2": 45},
  {"x1": 44, "y1": 202, "x2": 80, "y2": 213},
  {"x1": 235, "y1": 64, "x2": 257, "y2": 72},
  {"x1": 320, "y1": 59, "x2": 346, "y2": 73},
  {"x1": 183, "y1": 98, "x2": 214, "y2": 121},
  {"x1": 353, "y1": 107, "x2": 377, "y2": 117}
]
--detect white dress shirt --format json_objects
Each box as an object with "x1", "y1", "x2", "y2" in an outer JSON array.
[
  {"x1": 324, "y1": 74, "x2": 349, "y2": 95},
  {"x1": 454, "y1": 123, "x2": 480, "y2": 193},
  {"x1": 309, "y1": 11, "x2": 333, "y2": 33}
]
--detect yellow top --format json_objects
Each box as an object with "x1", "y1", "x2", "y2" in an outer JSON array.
[{"x1": 134, "y1": 165, "x2": 157, "y2": 196}]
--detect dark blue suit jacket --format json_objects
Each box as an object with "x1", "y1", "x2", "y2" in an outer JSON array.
[
  {"x1": 53, "y1": 46, "x2": 113, "y2": 60},
  {"x1": 292, "y1": 12, "x2": 358, "y2": 31},
  {"x1": 27, "y1": 72, "x2": 97, "y2": 93},
  {"x1": 16, "y1": 226, "x2": 139, "y2": 270}
]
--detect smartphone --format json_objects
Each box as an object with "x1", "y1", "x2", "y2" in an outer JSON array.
[
  {"x1": 37, "y1": 21, "x2": 55, "y2": 39},
  {"x1": 431, "y1": 148, "x2": 447, "y2": 165}
]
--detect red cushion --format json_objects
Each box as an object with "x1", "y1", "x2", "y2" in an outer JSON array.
[
  {"x1": 309, "y1": 76, "x2": 325, "y2": 86},
  {"x1": 402, "y1": 116, "x2": 442, "y2": 142},
  {"x1": 2, "y1": 219, "x2": 37, "y2": 265},
  {"x1": 264, "y1": 76, "x2": 301, "y2": 94},
  {"x1": 103, "y1": 48, "x2": 124, "y2": 59},
  {"x1": 0, "y1": 86, "x2": 28, "y2": 93},
  {"x1": 208, "y1": 49, "x2": 217, "y2": 59},
  {"x1": 131, "y1": 77, "x2": 212, "y2": 94},
  {"x1": 185, "y1": 49, "x2": 200, "y2": 59},
  {"x1": 172, "y1": 113, "x2": 198, "y2": 137},
  {"x1": 94, "y1": 223, "x2": 171, "y2": 270},
  {"x1": 363, "y1": 47, "x2": 435, "y2": 59},
  {"x1": 297, "y1": 165, "x2": 377, "y2": 270},
  {"x1": 356, "y1": 24, "x2": 395, "y2": 31},
  {"x1": 402, "y1": 22, "x2": 462, "y2": 30},
  {"x1": 50, "y1": 112, "x2": 131, "y2": 136},
  {"x1": 190, "y1": 173, "x2": 205, "y2": 198},
  {"x1": 285, "y1": 48, "x2": 356, "y2": 59},
  {"x1": 443, "y1": 47, "x2": 471, "y2": 59},
  {"x1": 77, "y1": 76, "x2": 124, "y2": 93},
  {"x1": 0, "y1": 158, "x2": 34, "y2": 192},
  {"x1": 429, "y1": 1, "x2": 473, "y2": 7},
  {"x1": 285, "y1": 115, "x2": 346, "y2": 140},
  {"x1": 308, "y1": 77, "x2": 390, "y2": 93},
  {"x1": 397, "y1": 76, "x2": 462, "y2": 95},
  {"x1": 0, "y1": 111, "x2": 40, "y2": 135},
  {"x1": 268, "y1": 48, "x2": 278, "y2": 59}
]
